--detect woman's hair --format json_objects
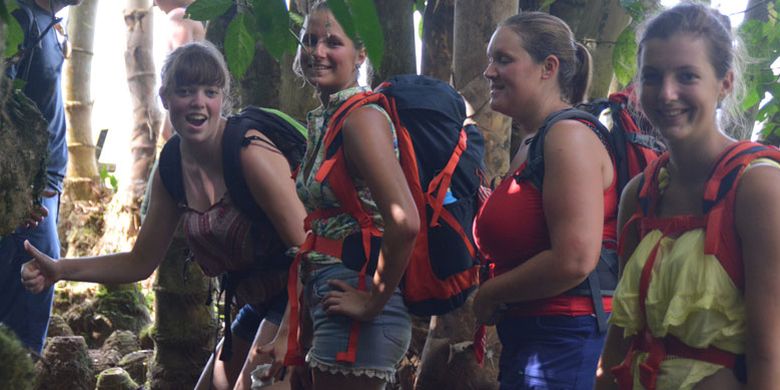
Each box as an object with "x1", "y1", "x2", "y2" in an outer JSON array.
[
  {"x1": 499, "y1": 12, "x2": 592, "y2": 104},
  {"x1": 292, "y1": 0, "x2": 372, "y2": 85},
  {"x1": 159, "y1": 40, "x2": 233, "y2": 113},
  {"x1": 637, "y1": 2, "x2": 747, "y2": 133}
]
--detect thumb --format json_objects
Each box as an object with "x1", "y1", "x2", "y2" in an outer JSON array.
[{"x1": 24, "y1": 240, "x2": 46, "y2": 260}]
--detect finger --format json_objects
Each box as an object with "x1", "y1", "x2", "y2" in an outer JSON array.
[
  {"x1": 24, "y1": 240, "x2": 47, "y2": 261},
  {"x1": 37, "y1": 205, "x2": 49, "y2": 218},
  {"x1": 327, "y1": 279, "x2": 354, "y2": 292}
]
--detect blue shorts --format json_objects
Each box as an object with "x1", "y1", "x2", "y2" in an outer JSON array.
[
  {"x1": 304, "y1": 262, "x2": 411, "y2": 383},
  {"x1": 230, "y1": 290, "x2": 288, "y2": 342},
  {"x1": 0, "y1": 194, "x2": 60, "y2": 354},
  {"x1": 496, "y1": 315, "x2": 606, "y2": 390}
]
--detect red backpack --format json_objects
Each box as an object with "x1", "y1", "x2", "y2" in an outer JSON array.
[
  {"x1": 611, "y1": 141, "x2": 780, "y2": 390},
  {"x1": 285, "y1": 75, "x2": 485, "y2": 365}
]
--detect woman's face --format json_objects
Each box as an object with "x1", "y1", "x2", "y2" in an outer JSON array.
[
  {"x1": 162, "y1": 84, "x2": 224, "y2": 142},
  {"x1": 638, "y1": 33, "x2": 732, "y2": 142},
  {"x1": 484, "y1": 27, "x2": 545, "y2": 119},
  {"x1": 299, "y1": 10, "x2": 365, "y2": 100}
]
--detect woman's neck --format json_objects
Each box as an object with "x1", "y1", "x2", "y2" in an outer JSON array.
[
  {"x1": 517, "y1": 96, "x2": 571, "y2": 136},
  {"x1": 318, "y1": 81, "x2": 360, "y2": 106},
  {"x1": 666, "y1": 131, "x2": 733, "y2": 183},
  {"x1": 179, "y1": 117, "x2": 226, "y2": 173}
]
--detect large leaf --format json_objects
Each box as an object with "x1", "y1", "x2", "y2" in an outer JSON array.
[
  {"x1": 347, "y1": 0, "x2": 384, "y2": 68},
  {"x1": 612, "y1": 27, "x2": 636, "y2": 87},
  {"x1": 3, "y1": 2, "x2": 23, "y2": 59},
  {"x1": 185, "y1": 0, "x2": 233, "y2": 21},
  {"x1": 225, "y1": 13, "x2": 256, "y2": 79},
  {"x1": 327, "y1": 0, "x2": 357, "y2": 42},
  {"x1": 620, "y1": 0, "x2": 645, "y2": 21},
  {"x1": 250, "y1": 0, "x2": 295, "y2": 61}
]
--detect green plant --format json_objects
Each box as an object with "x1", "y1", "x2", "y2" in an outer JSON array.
[
  {"x1": 100, "y1": 165, "x2": 118, "y2": 192},
  {"x1": 185, "y1": 0, "x2": 384, "y2": 79}
]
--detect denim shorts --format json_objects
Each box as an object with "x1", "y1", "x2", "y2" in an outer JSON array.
[
  {"x1": 304, "y1": 262, "x2": 411, "y2": 382},
  {"x1": 496, "y1": 315, "x2": 606, "y2": 390},
  {"x1": 230, "y1": 290, "x2": 287, "y2": 341}
]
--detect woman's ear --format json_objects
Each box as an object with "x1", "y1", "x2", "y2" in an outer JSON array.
[
  {"x1": 356, "y1": 47, "x2": 367, "y2": 69},
  {"x1": 541, "y1": 55, "x2": 560, "y2": 80},
  {"x1": 719, "y1": 69, "x2": 734, "y2": 101}
]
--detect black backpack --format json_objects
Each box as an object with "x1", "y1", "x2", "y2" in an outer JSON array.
[
  {"x1": 516, "y1": 102, "x2": 662, "y2": 334},
  {"x1": 158, "y1": 106, "x2": 306, "y2": 360}
]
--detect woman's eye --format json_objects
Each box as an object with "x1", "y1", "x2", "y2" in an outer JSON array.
[
  {"x1": 640, "y1": 73, "x2": 660, "y2": 85},
  {"x1": 301, "y1": 34, "x2": 317, "y2": 47},
  {"x1": 679, "y1": 72, "x2": 698, "y2": 83},
  {"x1": 205, "y1": 89, "x2": 219, "y2": 98},
  {"x1": 175, "y1": 88, "x2": 192, "y2": 96}
]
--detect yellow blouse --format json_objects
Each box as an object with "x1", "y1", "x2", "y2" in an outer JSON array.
[{"x1": 609, "y1": 158, "x2": 780, "y2": 389}]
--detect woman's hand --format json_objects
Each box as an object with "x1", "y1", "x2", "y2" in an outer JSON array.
[
  {"x1": 21, "y1": 240, "x2": 60, "y2": 293},
  {"x1": 473, "y1": 283, "x2": 501, "y2": 325},
  {"x1": 254, "y1": 334, "x2": 288, "y2": 384},
  {"x1": 322, "y1": 279, "x2": 383, "y2": 321},
  {"x1": 20, "y1": 203, "x2": 48, "y2": 229}
]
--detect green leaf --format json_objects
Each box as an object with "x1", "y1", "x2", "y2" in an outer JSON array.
[
  {"x1": 327, "y1": 0, "x2": 358, "y2": 42},
  {"x1": 347, "y1": 0, "x2": 384, "y2": 69},
  {"x1": 612, "y1": 27, "x2": 637, "y2": 87},
  {"x1": 540, "y1": 0, "x2": 556, "y2": 11},
  {"x1": 250, "y1": 0, "x2": 295, "y2": 61},
  {"x1": 4, "y1": 10, "x2": 24, "y2": 59},
  {"x1": 225, "y1": 13, "x2": 256, "y2": 79},
  {"x1": 185, "y1": 0, "x2": 233, "y2": 22},
  {"x1": 742, "y1": 89, "x2": 762, "y2": 111},
  {"x1": 0, "y1": 0, "x2": 15, "y2": 22},
  {"x1": 620, "y1": 0, "x2": 645, "y2": 21},
  {"x1": 289, "y1": 11, "x2": 304, "y2": 29}
]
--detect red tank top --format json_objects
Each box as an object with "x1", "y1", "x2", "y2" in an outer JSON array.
[{"x1": 473, "y1": 161, "x2": 618, "y2": 316}]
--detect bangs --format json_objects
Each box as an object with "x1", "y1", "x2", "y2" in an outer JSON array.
[{"x1": 171, "y1": 49, "x2": 226, "y2": 88}]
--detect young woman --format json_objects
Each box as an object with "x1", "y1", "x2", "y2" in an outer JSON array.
[
  {"x1": 472, "y1": 12, "x2": 617, "y2": 389},
  {"x1": 20, "y1": 41, "x2": 306, "y2": 390},
  {"x1": 596, "y1": 4, "x2": 780, "y2": 389},
  {"x1": 261, "y1": 2, "x2": 419, "y2": 390}
]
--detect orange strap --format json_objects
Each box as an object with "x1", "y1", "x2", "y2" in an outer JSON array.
[
  {"x1": 283, "y1": 233, "x2": 346, "y2": 366},
  {"x1": 426, "y1": 129, "x2": 468, "y2": 227}
]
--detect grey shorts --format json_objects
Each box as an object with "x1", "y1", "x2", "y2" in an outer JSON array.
[{"x1": 304, "y1": 262, "x2": 411, "y2": 383}]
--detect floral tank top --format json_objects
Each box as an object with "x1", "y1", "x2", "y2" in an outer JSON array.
[{"x1": 295, "y1": 86, "x2": 398, "y2": 264}]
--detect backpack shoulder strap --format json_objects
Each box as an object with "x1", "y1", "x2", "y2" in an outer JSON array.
[
  {"x1": 701, "y1": 141, "x2": 780, "y2": 290},
  {"x1": 517, "y1": 108, "x2": 611, "y2": 190},
  {"x1": 158, "y1": 135, "x2": 186, "y2": 206}
]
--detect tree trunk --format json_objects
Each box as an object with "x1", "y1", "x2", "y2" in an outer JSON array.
[
  {"x1": 372, "y1": 0, "x2": 416, "y2": 85},
  {"x1": 90, "y1": 0, "x2": 157, "y2": 341},
  {"x1": 421, "y1": 0, "x2": 454, "y2": 82},
  {"x1": 453, "y1": 0, "x2": 515, "y2": 181},
  {"x1": 415, "y1": 292, "x2": 500, "y2": 390},
  {"x1": 96, "y1": 0, "x2": 161, "y2": 254},
  {"x1": 550, "y1": 0, "x2": 630, "y2": 99},
  {"x1": 124, "y1": 0, "x2": 162, "y2": 195},
  {"x1": 63, "y1": 0, "x2": 99, "y2": 201},
  {"x1": 148, "y1": 229, "x2": 216, "y2": 390}
]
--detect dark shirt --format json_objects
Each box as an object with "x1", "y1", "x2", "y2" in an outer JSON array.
[{"x1": 7, "y1": 1, "x2": 68, "y2": 192}]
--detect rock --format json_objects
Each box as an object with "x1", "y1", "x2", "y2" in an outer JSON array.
[
  {"x1": 102, "y1": 330, "x2": 140, "y2": 357},
  {"x1": 47, "y1": 314, "x2": 74, "y2": 338},
  {"x1": 34, "y1": 336, "x2": 94, "y2": 390},
  {"x1": 0, "y1": 325, "x2": 35, "y2": 389},
  {"x1": 96, "y1": 367, "x2": 138, "y2": 390},
  {"x1": 118, "y1": 349, "x2": 153, "y2": 386},
  {"x1": 89, "y1": 348, "x2": 122, "y2": 375}
]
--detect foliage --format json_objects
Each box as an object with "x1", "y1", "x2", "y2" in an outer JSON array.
[
  {"x1": 0, "y1": 325, "x2": 35, "y2": 390},
  {"x1": 1, "y1": 0, "x2": 24, "y2": 59},
  {"x1": 739, "y1": 0, "x2": 780, "y2": 144},
  {"x1": 185, "y1": 0, "x2": 383, "y2": 79},
  {"x1": 99, "y1": 165, "x2": 118, "y2": 192}
]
